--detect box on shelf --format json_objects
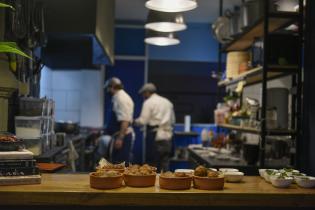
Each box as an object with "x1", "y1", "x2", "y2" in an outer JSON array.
[{"x1": 15, "y1": 116, "x2": 42, "y2": 139}]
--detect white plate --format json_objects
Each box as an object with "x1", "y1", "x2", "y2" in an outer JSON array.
[{"x1": 224, "y1": 171, "x2": 244, "y2": 183}]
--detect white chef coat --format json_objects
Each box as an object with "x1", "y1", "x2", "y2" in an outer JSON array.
[
  {"x1": 112, "y1": 89, "x2": 134, "y2": 123},
  {"x1": 136, "y1": 94, "x2": 175, "y2": 141}
]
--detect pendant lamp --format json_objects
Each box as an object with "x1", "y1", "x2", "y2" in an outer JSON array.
[
  {"x1": 145, "y1": 0, "x2": 197, "y2": 12},
  {"x1": 145, "y1": 10, "x2": 187, "y2": 32},
  {"x1": 145, "y1": 30, "x2": 180, "y2": 46}
]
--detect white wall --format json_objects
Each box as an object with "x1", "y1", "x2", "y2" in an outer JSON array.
[{"x1": 40, "y1": 66, "x2": 105, "y2": 127}]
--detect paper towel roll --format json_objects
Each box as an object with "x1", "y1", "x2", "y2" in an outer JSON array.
[{"x1": 184, "y1": 115, "x2": 191, "y2": 132}]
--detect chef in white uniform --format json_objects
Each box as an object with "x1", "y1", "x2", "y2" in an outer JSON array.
[
  {"x1": 135, "y1": 83, "x2": 175, "y2": 171},
  {"x1": 104, "y1": 77, "x2": 135, "y2": 163}
]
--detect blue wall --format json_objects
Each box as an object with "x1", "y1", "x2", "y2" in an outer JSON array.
[{"x1": 149, "y1": 23, "x2": 219, "y2": 62}]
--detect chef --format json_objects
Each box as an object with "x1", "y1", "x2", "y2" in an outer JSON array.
[
  {"x1": 104, "y1": 77, "x2": 134, "y2": 163},
  {"x1": 135, "y1": 83, "x2": 175, "y2": 171}
]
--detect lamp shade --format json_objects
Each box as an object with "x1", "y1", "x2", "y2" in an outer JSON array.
[
  {"x1": 145, "y1": 10, "x2": 187, "y2": 32},
  {"x1": 145, "y1": 30, "x2": 180, "y2": 46},
  {"x1": 145, "y1": 0, "x2": 197, "y2": 12}
]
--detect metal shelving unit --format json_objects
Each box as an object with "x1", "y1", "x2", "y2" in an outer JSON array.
[{"x1": 216, "y1": 0, "x2": 304, "y2": 168}]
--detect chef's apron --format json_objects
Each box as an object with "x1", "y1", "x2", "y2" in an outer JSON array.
[
  {"x1": 107, "y1": 109, "x2": 132, "y2": 163},
  {"x1": 145, "y1": 125, "x2": 158, "y2": 166}
]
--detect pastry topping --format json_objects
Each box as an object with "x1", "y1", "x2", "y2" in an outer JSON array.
[{"x1": 125, "y1": 164, "x2": 156, "y2": 176}]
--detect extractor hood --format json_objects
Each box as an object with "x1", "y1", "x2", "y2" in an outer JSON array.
[{"x1": 40, "y1": 0, "x2": 115, "y2": 69}]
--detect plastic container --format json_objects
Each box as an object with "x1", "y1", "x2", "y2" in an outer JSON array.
[
  {"x1": 23, "y1": 138, "x2": 42, "y2": 156},
  {"x1": 19, "y1": 97, "x2": 46, "y2": 116},
  {"x1": 15, "y1": 116, "x2": 42, "y2": 139}
]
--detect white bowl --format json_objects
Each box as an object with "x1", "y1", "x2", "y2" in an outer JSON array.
[
  {"x1": 259, "y1": 169, "x2": 266, "y2": 178},
  {"x1": 295, "y1": 176, "x2": 315, "y2": 188},
  {"x1": 270, "y1": 176, "x2": 293, "y2": 188},
  {"x1": 224, "y1": 171, "x2": 244, "y2": 183},
  {"x1": 174, "y1": 169, "x2": 194, "y2": 176},
  {"x1": 263, "y1": 169, "x2": 278, "y2": 183},
  {"x1": 209, "y1": 168, "x2": 217, "y2": 171},
  {"x1": 219, "y1": 168, "x2": 239, "y2": 173}
]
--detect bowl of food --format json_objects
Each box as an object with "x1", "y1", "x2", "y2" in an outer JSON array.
[
  {"x1": 224, "y1": 171, "x2": 244, "y2": 183},
  {"x1": 270, "y1": 173, "x2": 293, "y2": 188},
  {"x1": 123, "y1": 164, "x2": 156, "y2": 187},
  {"x1": 259, "y1": 169, "x2": 266, "y2": 178},
  {"x1": 193, "y1": 166, "x2": 224, "y2": 190},
  {"x1": 90, "y1": 170, "x2": 123, "y2": 189},
  {"x1": 295, "y1": 176, "x2": 315, "y2": 188},
  {"x1": 159, "y1": 171, "x2": 192, "y2": 190},
  {"x1": 174, "y1": 169, "x2": 194, "y2": 176},
  {"x1": 0, "y1": 133, "x2": 24, "y2": 151},
  {"x1": 264, "y1": 169, "x2": 278, "y2": 183},
  {"x1": 96, "y1": 158, "x2": 125, "y2": 173}
]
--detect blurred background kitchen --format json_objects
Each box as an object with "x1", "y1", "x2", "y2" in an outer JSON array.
[{"x1": 0, "y1": 0, "x2": 314, "y2": 176}]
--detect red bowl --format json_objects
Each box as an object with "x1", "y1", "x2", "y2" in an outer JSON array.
[
  {"x1": 159, "y1": 175, "x2": 192, "y2": 190},
  {"x1": 90, "y1": 172, "x2": 123, "y2": 189},
  {"x1": 124, "y1": 174, "x2": 156, "y2": 187},
  {"x1": 193, "y1": 176, "x2": 224, "y2": 190}
]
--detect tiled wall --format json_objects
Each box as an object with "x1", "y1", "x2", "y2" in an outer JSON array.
[{"x1": 40, "y1": 66, "x2": 104, "y2": 127}]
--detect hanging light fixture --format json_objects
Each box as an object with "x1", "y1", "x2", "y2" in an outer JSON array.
[
  {"x1": 145, "y1": 0, "x2": 197, "y2": 12},
  {"x1": 145, "y1": 10, "x2": 187, "y2": 32},
  {"x1": 145, "y1": 30, "x2": 180, "y2": 46}
]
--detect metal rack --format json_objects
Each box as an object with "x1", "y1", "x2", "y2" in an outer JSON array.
[{"x1": 216, "y1": 0, "x2": 304, "y2": 168}]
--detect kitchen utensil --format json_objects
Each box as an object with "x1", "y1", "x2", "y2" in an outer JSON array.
[{"x1": 212, "y1": 16, "x2": 231, "y2": 44}]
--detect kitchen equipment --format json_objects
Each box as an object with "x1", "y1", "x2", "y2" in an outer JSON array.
[
  {"x1": 240, "y1": 0, "x2": 277, "y2": 30},
  {"x1": 19, "y1": 97, "x2": 46, "y2": 116},
  {"x1": 275, "y1": 0, "x2": 299, "y2": 12},
  {"x1": 251, "y1": 34, "x2": 299, "y2": 67},
  {"x1": 212, "y1": 16, "x2": 231, "y2": 44},
  {"x1": 243, "y1": 143, "x2": 259, "y2": 165},
  {"x1": 266, "y1": 107, "x2": 278, "y2": 130},
  {"x1": 226, "y1": 7, "x2": 242, "y2": 38},
  {"x1": 226, "y1": 51, "x2": 250, "y2": 79},
  {"x1": 15, "y1": 116, "x2": 42, "y2": 139},
  {"x1": 0, "y1": 132, "x2": 24, "y2": 151},
  {"x1": 267, "y1": 88, "x2": 289, "y2": 129},
  {"x1": 55, "y1": 132, "x2": 66, "y2": 147},
  {"x1": 54, "y1": 121, "x2": 79, "y2": 134}
]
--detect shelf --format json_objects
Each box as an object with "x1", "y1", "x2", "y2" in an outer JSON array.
[
  {"x1": 218, "y1": 123, "x2": 295, "y2": 136},
  {"x1": 218, "y1": 65, "x2": 299, "y2": 87},
  {"x1": 222, "y1": 12, "x2": 298, "y2": 52}
]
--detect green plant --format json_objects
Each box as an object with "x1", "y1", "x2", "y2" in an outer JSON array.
[{"x1": 0, "y1": 2, "x2": 31, "y2": 59}]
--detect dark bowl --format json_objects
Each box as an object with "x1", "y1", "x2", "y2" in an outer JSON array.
[{"x1": 0, "y1": 139, "x2": 24, "y2": 151}]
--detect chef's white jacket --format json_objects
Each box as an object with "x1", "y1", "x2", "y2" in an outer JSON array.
[
  {"x1": 136, "y1": 93, "x2": 175, "y2": 141},
  {"x1": 112, "y1": 89, "x2": 134, "y2": 123}
]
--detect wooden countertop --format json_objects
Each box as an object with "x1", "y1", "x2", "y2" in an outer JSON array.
[{"x1": 0, "y1": 174, "x2": 314, "y2": 207}]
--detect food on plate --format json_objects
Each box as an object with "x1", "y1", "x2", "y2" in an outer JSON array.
[
  {"x1": 270, "y1": 172, "x2": 294, "y2": 188},
  {"x1": 125, "y1": 164, "x2": 156, "y2": 176},
  {"x1": 264, "y1": 169, "x2": 278, "y2": 183},
  {"x1": 0, "y1": 135, "x2": 19, "y2": 142},
  {"x1": 174, "y1": 169, "x2": 194, "y2": 176},
  {"x1": 294, "y1": 176, "x2": 315, "y2": 188},
  {"x1": 194, "y1": 166, "x2": 208, "y2": 177},
  {"x1": 193, "y1": 165, "x2": 224, "y2": 190},
  {"x1": 159, "y1": 171, "x2": 192, "y2": 190},
  {"x1": 161, "y1": 171, "x2": 191, "y2": 178},
  {"x1": 124, "y1": 164, "x2": 156, "y2": 187},
  {"x1": 93, "y1": 169, "x2": 121, "y2": 177},
  {"x1": 97, "y1": 158, "x2": 125, "y2": 171}
]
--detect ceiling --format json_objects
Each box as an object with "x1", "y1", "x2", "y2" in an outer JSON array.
[{"x1": 115, "y1": 0, "x2": 242, "y2": 23}]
